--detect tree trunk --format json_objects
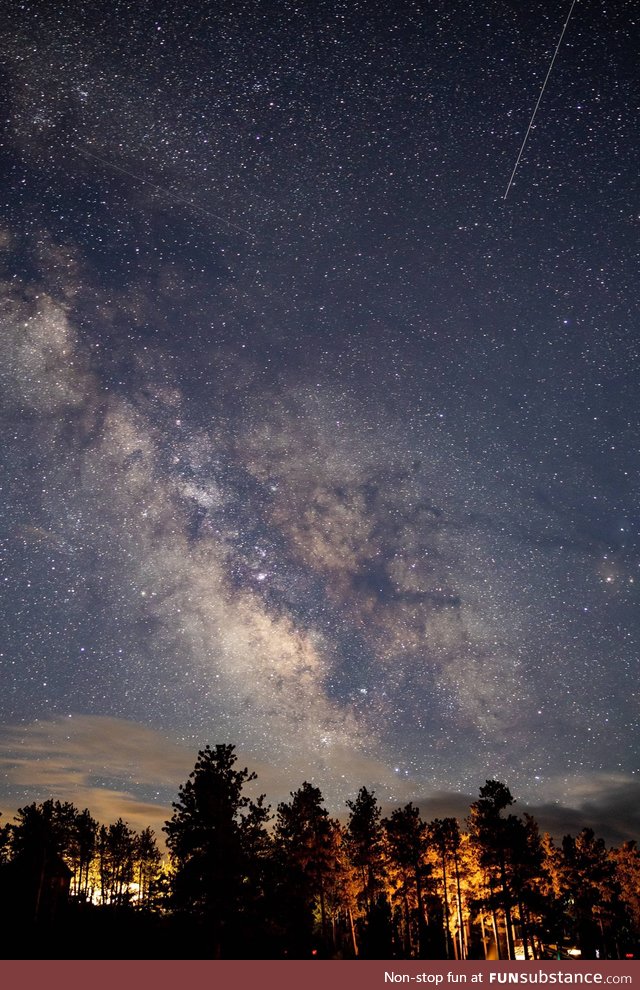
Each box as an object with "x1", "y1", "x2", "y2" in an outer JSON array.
[
  {"x1": 491, "y1": 905, "x2": 501, "y2": 959},
  {"x1": 415, "y1": 869, "x2": 428, "y2": 958},
  {"x1": 519, "y1": 899, "x2": 531, "y2": 959},
  {"x1": 454, "y1": 851, "x2": 466, "y2": 960},
  {"x1": 441, "y1": 851, "x2": 452, "y2": 959},
  {"x1": 348, "y1": 906, "x2": 358, "y2": 957},
  {"x1": 480, "y1": 911, "x2": 488, "y2": 960},
  {"x1": 319, "y1": 879, "x2": 328, "y2": 942},
  {"x1": 499, "y1": 855, "x2": 516, "y2": 960}
]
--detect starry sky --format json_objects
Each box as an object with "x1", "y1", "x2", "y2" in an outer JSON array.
[{"x1": 0, "y1": 0, "x2": 638, "y2": 844}]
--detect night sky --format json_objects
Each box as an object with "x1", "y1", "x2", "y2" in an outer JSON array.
[{"x1": 1, "y1": 0, "x2": 638, "y2": 843}]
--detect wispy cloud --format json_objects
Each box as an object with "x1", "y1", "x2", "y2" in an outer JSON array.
[
  {"x1": 0, "y1": 715, "x2": 416, "y2": 835},
  {"x1": 0, "y1": 715, "x2": 195, "y2": 835}
]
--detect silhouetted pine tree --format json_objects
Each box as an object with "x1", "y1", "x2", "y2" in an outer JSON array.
[
  {"x1": 346, "y1": 786, "x2": 390, "y2": 956},
  {"x1": 468, "y1": 781, "x2": 519, "y2": 960},
  {"x1": 273, "y1": 781, "x2": 340, "y2": 957},
  {"x1": 383, "y1": 802, "x2": 432, "y2": 958},
  {"x1": 558, "y1": 828, "x2": 617, "y2": 959},
  {"x1": 163, "y1": 743, "x2": 270, "y2": 957}
]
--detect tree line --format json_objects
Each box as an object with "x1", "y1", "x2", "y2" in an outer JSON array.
[{"x1": 1, "y1": 744, "x2": 638, "y2": 960}]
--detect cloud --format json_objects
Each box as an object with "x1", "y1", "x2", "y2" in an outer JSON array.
[
  {"x1": 529, "y1": 773, "x2": 640, "y2": 846},
  {"x1": 0, "y1": 715, "x2": 420, "y2": 836},
  {"x1": 0, "y1": 715, "x2": 192, "y2": 835},
  {"x1": 406, "y1": 776, "x2": 640, "y2": 847}
]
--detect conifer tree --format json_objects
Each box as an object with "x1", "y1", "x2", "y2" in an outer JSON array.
[{"x1": 163, "y1": 743, "x2": 270, "y2": 956}]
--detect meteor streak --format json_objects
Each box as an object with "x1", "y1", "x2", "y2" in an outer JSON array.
[{"x1": 503, "y1": 0, "x2": 578, "y2": 200}]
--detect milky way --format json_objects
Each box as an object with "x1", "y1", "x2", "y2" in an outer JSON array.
[{"x1": 0, "y1": 0, "x2": 638, "y2": 840}]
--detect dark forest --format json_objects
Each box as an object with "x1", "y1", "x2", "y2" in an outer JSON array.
[{"x1": 1, "y1": 745, "x2": 638, "y2": 961}]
